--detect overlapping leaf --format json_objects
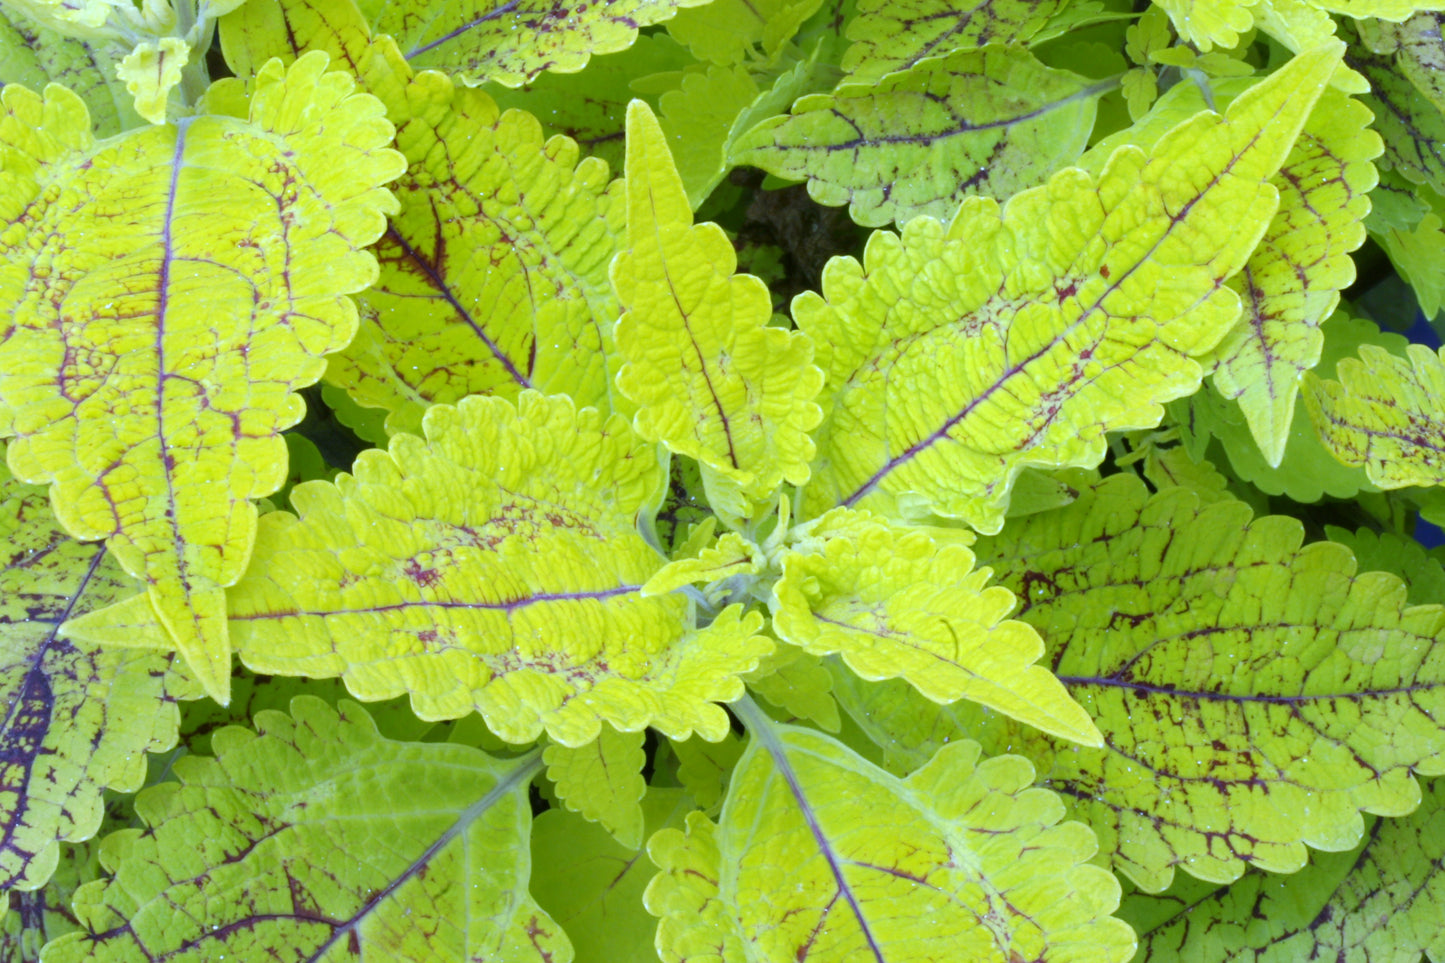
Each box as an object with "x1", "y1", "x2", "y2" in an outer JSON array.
[
  {"x1": 42, "y1": 697, "x2": 568, "y2": 962},
  {"x1": 0, "y1": 56, "x2": 404, "y2": 703},
  {"x1": 531, "y1": 788, "x2": 694, "y2": 963},
  {"x1": 543, "y1": 723, "x2": 647, "y2": 848},
  {"x1": 357, "y1": 0, "x2": 708, "y2": 86},
  {"x1": 960, "y1": 474, "x2": 1445, "y2": 891},
  {"x1": 1154, "y1": 0, "x2": 1257, "y2": 50},
  {"x1": 1303, "y1": 341, "x2": 1445, "y2": 486},
  {"x1": 325, "y1": 61, "x2": 632, "y2": 432},
  {"x1": 1204, "y1": 86, "x2": 1380, "y2": 465},
  {"x1": 218, "y1": 0, "x2": 373, "y2": 79},
  {"x1": 771, "y1": 507, "x2": 1102, "y2": 745},
  {"x1": 0, "y1": 456, "x2": 196, "y2": 895},
  {"x1": 841, "y1": 0, "x2": 1069, "y2": 83},
  {"x1": 732, "y1": 44, "x2": 1109, "y2": 227},
  {"x1": 1122, "y1": 777, "x2": 1445, "y2": 961},
  {"x1": 612, "y1": 101, "x2": 824, "y2": 508},
  {"x1": 645, "y1": 702, "x2": 1136, "y2": 963},
  {"x1": 1, "y1": 832, "x2": 102, "y2": 962},
  {"x1": 793, "y1": 46, "x2": 1338, "y2": 533},
  {"x1": 88, "y1": 392, "x2": 770, "y2": 748},
  {"x1": 0, "y1": 7, "x2": 141, "y2": 135},
  {"x1": 1347, "y1": 25, "x2": 1445, "y2": 195}
]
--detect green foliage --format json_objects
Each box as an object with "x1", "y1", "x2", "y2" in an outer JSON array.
[{"x1": 3, "y1": 0, "x2": 1445, "y2": 960}]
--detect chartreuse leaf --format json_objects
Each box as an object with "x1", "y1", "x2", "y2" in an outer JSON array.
[
  {"x1": 732, "y1": 45, "x2": 1110, "y2": 228},
  {"x1": 543, "y1": 723, "x2": 647, "y2": 849},
  {"x1": 43, "y1": 697, "x2": 569, "y2": 962},
  {"x1": 0, "y1": 7, "x2": 142, "y2": 135},
  {"x1": 1154, "y1": 0, "x2": 1257, "y2": 50},
  {"x1": 645, "y1": 696, "x2": 1136, "y2": 963},
  {"x1": 1325, "y1": 525, "x2": 1445, "y2": 605},
  {"x1": 840, "y1": 0, "x2": 1070, "y2": 83},
  {"x1": 218, "y1": 0, "x2": 372, "y2": 79},
  {"x1": 612, "y1": 101, "x2": 824, "y2": 508},
  {"x1": 1303, "y1": 342, "x2": 1445, "y2": 487},
  {"x1": 72, "y1": 392, "x2": 772, "y2": 748},
  {"x1": 1315, "y1": 0, "x2": 1445, "y2": 16},
  {"x1": 357, "y1": 0, "x2": 709, "y2": 87},
  {"x1": 0, "y1": 455, "x2": 197, "y2": 895},
  {"x1": 771, "y1": 507, "x2": 1102, "y2": 745},
  {"x1": 743, "y1": 641, "x2": 841, "y2": 731},
  {"x1": 1205, "y1": 87, "x2": 1380, "y2": 466},
  {"x1": 794, "y1": 46, "x2": 1339, "y2": 534},
  {"x1": 113, "y1": 36, "x2": 188, "y2": 125},
  {"x1": 1122, "y1": 777, "x2": 1445, "y2": 961},
  {"x1": 966, "y1": 473, "x2": 1445, "y2": 891},
  {"x1": 531, "y1": 788, "x2": 694, "y2": 963},
  {"x1": 0, "y1": 55, "x2": 404, "y2": 704},
  {"x1": 324, "y1": 58, "x2": 632, "y2": 432},
  {"x1": 671, "y1": 732, "x2": 745, "y2": 819},
  {"x1": 1357, "y1": 11, "x2": 1445, "y2": 111}
]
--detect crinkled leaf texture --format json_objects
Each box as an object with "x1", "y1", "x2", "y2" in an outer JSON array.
[
  {"x1": 42, "y1": 697, "x2": 568, "y2": 962},
  {"x1": 794, "y1": 45, "x2": 1339, "y2": 533},
  {"x1": 733, "y1": 44, "x2": 1109, "y2": 228},
  {"x1": 1304, "y1": 342, "x2": 1445, "y2": 487},
  {"x1": 0, "y1": 54, "x2": 404, "y2": 703},
  {"x1": 613, "y1": 101, "x2": 824, "y2": 509},
  {"x1": 841, "y1": 473, "x2": 1445, "y2": 893},
  {"x1": 542, "y1": 723, "x2": 647, "y2": 849},
  {"x1": 645, "y1": 700, "x2": 1136, "y2": 963},
  {"x1": 1122, "y1": 776, "x2": 1445, "y2": 962},
  {"x1": 771, "y1": 507, "x2": 1102, "y2": 746},
  {"x1": 0, "y1": 455, "x2": 196, "y2": 894},
  {"x1": 357, "y1": 0, "x2": 709, "y2": 86},
  {"x1": 72, "y1": 392, "x2": 772, "y2": 748},
  {"x1": 326, "y1": 53, "x2": 632, "y2": 433}
]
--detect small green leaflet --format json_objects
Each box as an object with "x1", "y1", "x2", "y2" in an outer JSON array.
[
  {"x1": 543, "y1": 723, "x2": 647, "y2": 849},
  {"x1": 42, "y1": 698, "x2": 568, "y2": 962},
  {"x1": 1347, "y1": 21, "x2": 1445, "y2": 195},
  {"x1": 733, "y1": 44, "x2": 1110, "y2": 228},
  {"x1": 645, "y1": 698, "x2": 1136, "y2": 962},
  {"x1": 1304, "y1": 342, "x2": 1445, "y2": 487},
  {"x1": 356, "y1": 0, "x2": 710, "y2": 86},
  {"x1": 0, "y1": 455, "x2": 197, "y2": 894},
  {"x1": 1122, "y1": 777, "x2": 1445, "y2": 961},
  {"x1": 793, "y1": 45, "x2": 1338, "y2": 533}
]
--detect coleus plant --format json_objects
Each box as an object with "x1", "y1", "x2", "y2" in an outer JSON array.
[{"x1": 2, "y1": 0, "x2": 1445, "y2": 960}]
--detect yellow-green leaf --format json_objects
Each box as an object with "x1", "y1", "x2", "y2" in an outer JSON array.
[
  {"x1": 795, "y1": 46, "x2": 1340, "y2": 533},
  {"x1": 83, "y1": 392, "x2": 770, "y2": 748},
  {"x1": 113, "y1": 36, "x2": 187, "y2": 125},
  {"x1": 1304, "y1": 342, "x2": 1445, "y2": 487},
  {"x1": 666, "y1": 0, "x2": 823, "y2": 64},
  {"x1": 1206, "y1": 86, "x2": 1381, "y2": 465},
  {"x1": 218, "y1": 0, "x2": 372, "y2": 79},
  {"x1": 612, "y1": 100, "x2": 824, "y2": 506},
  {"x1": 543, "y1": 723, "x2": 647, "y2": 849},
  {"x1": 645, "y1": 705, "x2": 1136, "y2": 963},
  {"x1": 959, "y1": 474, "x2": 1445, "y2": 891},
  {"x1": 842, "y1": 0, "x2": 1070, "y2": 83},
  {"x1": 0, "y1": 454, "x2": 198, "y2": 894},
  {"x1": 772, "y1": 508, "x2": 1101, "y2": 745},
  {"x1": 732, "y1": 44, "x2": 1110, "y2": 228},
  {"x1": 642, "y1": 530, "x2": 763, "y2": 598},
  {"x1": 0, "y1": 7, "x2": 142, "y2": 135},
  {"x1": 670, "y1": 730, "x2": 744, "y2": 815},
  {"x1": 42, "y1": 698, "x2": 568, "y2": 963},
  {"x1": 359, "y1": 0, "x2": 710, "y2": 87},
  {"x1": 1154, "y1": 0, "x2": 1258, "y2": 51},
  {"x1": 742, "y1": 641, "x2": 840, "y2": 731},
  {"x1": 325, "y1": 64, "x2": 631, "y2": 431},
  {"x1": 0, "y1": 55, "x2": 404, "y2": 705}
]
